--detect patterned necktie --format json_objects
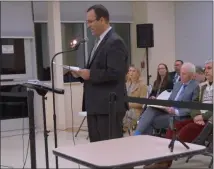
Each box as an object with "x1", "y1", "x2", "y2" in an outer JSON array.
[{"x1": 89, "y1": 37, "x2": 100, "y2": 63}]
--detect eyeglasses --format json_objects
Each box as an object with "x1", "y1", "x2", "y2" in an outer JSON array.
[
  {"x1": 158, "y1": 68, "x2": 166, "y2": 70},
  {"x1": 86, "y1": 19, "x2": 97, "y2": 24}
]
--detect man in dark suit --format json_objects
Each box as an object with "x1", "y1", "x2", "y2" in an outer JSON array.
[
  {"x1": 169, "y1": 60, "x2": 183, "y2": 84},
  {"x1": 134, "y1": 62, "x2": 200, "y2": 136},
  {"x1": 71, "y1": 4, "x2": 128, "y2": 142}
]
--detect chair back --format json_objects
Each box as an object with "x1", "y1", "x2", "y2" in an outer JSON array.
[{"x1": 147, "y1": 84, "x2": 153, "y2": 98}]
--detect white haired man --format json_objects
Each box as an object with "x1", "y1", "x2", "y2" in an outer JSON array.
[
  {"x1": 134, "y1": 62, "x2": 200, "y2": 136},
  {"x1": 143, "y1": 59, "x2": 213, "y2": 168}
]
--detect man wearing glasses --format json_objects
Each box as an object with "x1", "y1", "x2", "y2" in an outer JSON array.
[
  {"x1": 71, "y1": 4, "x2": 129, "y2": 142},
  {"x1": 169, "y1": 60, "x2": 183, "y2": 84}
]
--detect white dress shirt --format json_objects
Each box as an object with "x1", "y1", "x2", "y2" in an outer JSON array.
[{"x1": 97, "y1": 26, "x2": 112, "y2": 47}]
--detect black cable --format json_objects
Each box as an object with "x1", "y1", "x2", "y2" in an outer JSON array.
[
  {"x1": 68, "y1": 69, "x2": 81, "y2": 169},
  {"x1": 22, "y1": 138, "x2": 30, "y2": 169},
  {"x1": 21, "y1": 101, "x2": 29, "y2": 169}
]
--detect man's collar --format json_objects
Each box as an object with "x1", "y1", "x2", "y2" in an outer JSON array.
[
  {"x1": 99, "y1": 26, "x2": 112, "y2": 40},
  {"x1": 182, "y1": 80, "x2": 192, "y2": 86}
]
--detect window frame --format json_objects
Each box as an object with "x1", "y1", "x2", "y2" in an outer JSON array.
[
  {"x1": 33, "y1": 21, "x2": 131, "y2": 81},
  {"x1": 1, "y1": 38, "x2": 34, "y2": 80}
]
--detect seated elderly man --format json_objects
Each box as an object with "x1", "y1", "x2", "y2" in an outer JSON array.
[
  {"x1": 134, "y1": 62, "x2": 200, "y2": 135},
  {"x1": 144, "y1": 59, "x2": 213, "y2": 169}
]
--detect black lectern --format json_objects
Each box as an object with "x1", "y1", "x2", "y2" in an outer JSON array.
[{"x1": 22, "y1": 81, "x2": 64, "y2": 169}]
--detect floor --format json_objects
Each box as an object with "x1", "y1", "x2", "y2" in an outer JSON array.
[{"x1": 1, "y1": 129, "x2": 212, "y2": 168}]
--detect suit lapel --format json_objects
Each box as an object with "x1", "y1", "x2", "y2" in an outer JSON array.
[
  {"x1": 86, "y1": 45, "x2": 94, "y2": 68},
  {"x1": 87, "y1": 29, "x2": 113, "y2": 68},
  {"x1": 171, "y1": 82, "x2": 182, "y2": 99}
]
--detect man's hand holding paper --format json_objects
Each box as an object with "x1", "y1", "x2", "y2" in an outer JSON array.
[
  {"x1": 71, "y1": 68, "x2": 90, "y2": 80},
  {"x1": 164, "y1": 107, "x2": 176, "y2": 114},
  {"x1": 78, "y1": 69, "x2": 90, "y2": 80}
]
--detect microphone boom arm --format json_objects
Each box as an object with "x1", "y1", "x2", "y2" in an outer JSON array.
[
  {"x1": 50, "y1": 48, "x2": 76, "y2": 169},
  {"x1": 50, "y1": 37, "x2": 87, "y2": 169}
]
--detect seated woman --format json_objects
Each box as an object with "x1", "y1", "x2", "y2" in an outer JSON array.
[
  {"x1": 144, "y1": 59, "x2": 213, "y2": 169},
  {"x1": 149, "y1": 63, "x2": 173, "y2": 99},
  {"x1": 123, "y1": 65, "x2": 147, "y2": 132},
  {"x1": 140, "y1": 63, "x2": 174, "y2": 136}
]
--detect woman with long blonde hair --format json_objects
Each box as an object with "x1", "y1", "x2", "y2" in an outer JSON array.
[{"x1": 123, "y1": 65, "x2": 147, "y2": 133}]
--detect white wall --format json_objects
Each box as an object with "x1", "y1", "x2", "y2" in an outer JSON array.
[
  {"x1": 131, "y1": 2, "x2": 148, "y2": 82},
  {"x1": 175, "y1": 1, "x2": 213, "y2": 66},
  {"x1": 33, "y1": 1, "x2": 133, "y2": 22},
  {"x1": 146, "y1": 1, "x2": 175, "y2": 83}
]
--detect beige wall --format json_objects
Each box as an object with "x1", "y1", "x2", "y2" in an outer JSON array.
[
  {"x1": 131, "y1": 1, "x2": 148, "y2": 83},
  {"x1": 45, "y1": 82, "x2": 85, "y2": 130},
  {"x1": 131, "y1": 1, "x2": 175, "y2": 84}
]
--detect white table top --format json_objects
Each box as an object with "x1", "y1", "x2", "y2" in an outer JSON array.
[{"x1": 53, "y1": 135, "x2": 206, "y2": 168}]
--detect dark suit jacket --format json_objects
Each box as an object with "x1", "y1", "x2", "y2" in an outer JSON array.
[
  {"x1": 80, "y1": 29, "x2": 128, "y2": 115},
  {"x1": 169, "y1": 71, "x2": 180, "y2": 83},
  {"x1": 169, "y1": 71, "x2": 176, "y2": 81},
  {"x1": 168, "y1": 79, "x2": 200, "y2": 116}
]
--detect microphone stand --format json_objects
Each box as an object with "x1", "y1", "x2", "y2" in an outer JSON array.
[{"x1": 50, "y1": 45, "x2": 80, "y2": 169}]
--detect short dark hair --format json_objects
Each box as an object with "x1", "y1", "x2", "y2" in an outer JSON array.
[
  {"x1": 87, "y1": 4, "x2": 109, "y2": 21},
  {"x1": 175, "y1": 60, "x2": 184, "y2": 64}
]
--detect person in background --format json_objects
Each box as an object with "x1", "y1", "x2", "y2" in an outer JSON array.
[
  {"x1": 144, "y1": 59, "x2": 213, "y2": 169},
  {"x1": 194, "y1": 66, "x2": 206, "y2": 83},
  {"x1": 149, "y1": 63, "x2": 173, "y2": 99},
  {"x1": 134, "y1": 62, "x2": 200, "y2": 136},
  {"x1": 123, "y1": 65, "x2": 147, "y2": 132},
  {"x1": 169, "y1": 60, "x2": 183, "y2": 84},
  {"x1": 71, "y1": 4, "x2": 128, "y2": 142}
]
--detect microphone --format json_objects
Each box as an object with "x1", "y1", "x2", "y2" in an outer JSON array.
[{"x1": 70, "y1": 37, "x2": 88, "y2": 49}]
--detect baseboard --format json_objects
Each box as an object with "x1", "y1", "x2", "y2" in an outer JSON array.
[{"x1": 65, "y1": 126, "x2": 88, "y2": 133}]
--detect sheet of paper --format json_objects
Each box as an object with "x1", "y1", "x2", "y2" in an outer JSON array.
[
  {"x1": 53, "y1": 62, "x2": 80, "y2": 71},
  {"x1": 62, "y1": 65, "x2": 80, "y2": 71},
  {"x1": 2, "y1": 45, "x2": 14, "y2": 54},
  {"x1": 156, "y1": 90, "x2": 171, "y2": 100},
  {"x1": 27, "y1": 79, "x2": 40, "y2": 84},
  {"x1": 27, "y1": 80, "x2": 50, "y2": 87},
  {"x1": 147, "y1": 90, "x2": 171, "y2": 109},
  {"x1": 147, "y1": 105, "x2": 167, "y2": 110}
]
